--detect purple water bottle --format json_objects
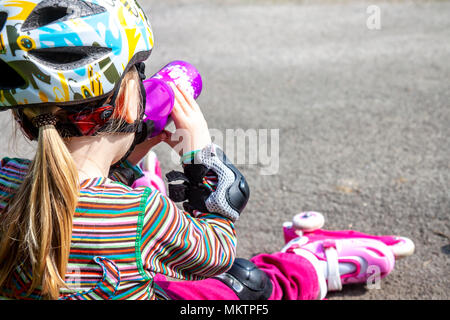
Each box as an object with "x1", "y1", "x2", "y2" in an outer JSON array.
[{"x1": 143, "y1": 61, "x2": 203, "y2": 137}]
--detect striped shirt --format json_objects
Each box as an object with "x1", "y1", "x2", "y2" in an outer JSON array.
[{"x1": 0, "y1": 157, "x2": 236, "y2": 300}]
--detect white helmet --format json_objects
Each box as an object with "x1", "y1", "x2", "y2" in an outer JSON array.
[{"x1": 0, "y1": 0, "x2": 154, "y2": 110}]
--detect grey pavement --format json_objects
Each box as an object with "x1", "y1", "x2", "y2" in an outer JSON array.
[{"x1": 0, "y1": 0, "x2": 448, "y2": 299}]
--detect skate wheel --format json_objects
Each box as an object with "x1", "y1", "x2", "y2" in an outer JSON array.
[
  {"x1": 390, "y1": 237, "x2": 415, "y2": 259},
  {"x1": 292, "y1": 211, "x2": 325, "y2": 232}
]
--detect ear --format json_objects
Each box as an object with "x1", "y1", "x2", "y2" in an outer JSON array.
[{"x1": 114, "y1": 79, "x2": 140, "y2": 124}]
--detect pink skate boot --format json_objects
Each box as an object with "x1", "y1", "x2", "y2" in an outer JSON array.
[
  {"x1": 132, "y1": 151, "x2": 167, "y2": 195},
  {"x1": 281, "y1": 212, "x2": 414, "y2": 296}
]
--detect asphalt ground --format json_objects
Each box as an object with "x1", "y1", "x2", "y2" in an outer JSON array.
[{"x1": 0, "y1": 0, "x2": 448, "y2": 299}]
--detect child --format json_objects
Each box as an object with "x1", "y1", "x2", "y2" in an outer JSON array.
[{"x1": 0, "y1": 0, "x2": 413, "y2": 300}]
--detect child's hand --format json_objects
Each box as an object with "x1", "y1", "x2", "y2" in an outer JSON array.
[{"x1": 164, "y1": 83, "x2": 212, "y2": 155}]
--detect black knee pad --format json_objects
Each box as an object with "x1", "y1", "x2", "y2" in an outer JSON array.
[{"x1": 214, "y1": 258, "x2": 273, "y2": 300}]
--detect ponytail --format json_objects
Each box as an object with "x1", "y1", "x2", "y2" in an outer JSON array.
[
  {"x1": 0, "y1": 115, "x2": 79, "y2": 299},
  {"x1": 0, "y1": 67, "x2": 141, "y2": 299}
]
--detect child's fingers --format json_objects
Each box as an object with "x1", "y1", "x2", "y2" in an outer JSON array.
[
  {"x1": 176, "y1": 84, "x2": 201, "y2": 113},
  {"x1": 171, "y1": 100, "x2": 195, "y2": 133},
  {"x1": 161, "y1": 130, "x2": 180, "y2": 149},
  {"x1": 171, "y1": 83, "x2": 202, "y2": 117},
  {"x1": 170, "y1": 83, "x2": 191, "y2": 114},
  {"x1": 171, "y1": 98, "x2": 187, "y2": 122}
]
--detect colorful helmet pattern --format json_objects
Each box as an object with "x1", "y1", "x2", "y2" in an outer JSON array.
[{"x1": 0, "y1": 0, "x2": 154, "y2": 110}]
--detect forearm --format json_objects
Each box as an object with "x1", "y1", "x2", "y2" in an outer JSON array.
[{"x1": 141, "y1": 191, "x2": 236, "y2": 280}]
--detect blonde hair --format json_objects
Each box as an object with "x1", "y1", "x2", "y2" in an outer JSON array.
[{"x1": 0, "y1": 67, "x2": 141, "y2": 299}]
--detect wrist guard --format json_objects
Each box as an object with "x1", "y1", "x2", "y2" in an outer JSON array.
[{"x1": 167, "y1": 144, "x2": 250, "y2": 221}]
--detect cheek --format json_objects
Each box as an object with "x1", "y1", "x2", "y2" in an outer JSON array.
[
  {"x1": 125, "y1": 133, "x2": 136, "y2": 150},
  {"x1": 112, "y1": 133, "x2": 136, "y2": 163}
]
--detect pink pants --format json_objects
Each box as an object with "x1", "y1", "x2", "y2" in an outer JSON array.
[{"x1": 154, "y1": 252, "x2": 320, "y2": 300}]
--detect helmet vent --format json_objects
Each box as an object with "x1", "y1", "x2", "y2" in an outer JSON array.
[
  {"x1": 22, "y1": 0, "x2": 106, "y2": 32},
  {"x1": 29, "y1": 46, "x2": 112, "y2": 70},
  {"x1": 0, "y1": 12, "x2": 7, "y2": 32},
  {"x1": 37, "y1": 6, "x2": 69, "y2": 28},
  {"x1": 0, "y1": 59, "x2": 26, "y2": 90}
]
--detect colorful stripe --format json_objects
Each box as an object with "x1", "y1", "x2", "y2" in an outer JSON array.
[{"x1": 0, "y1": 157, "x2": 236, "y2": 300}]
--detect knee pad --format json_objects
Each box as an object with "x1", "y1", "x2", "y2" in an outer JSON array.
[{"x1": 214, "y1": 258, "x2": 273, "y2": 300}]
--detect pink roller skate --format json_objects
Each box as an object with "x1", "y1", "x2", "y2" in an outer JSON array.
[
  {"x1": 132, "y1": 151, "x2": 167, "y2": 195},
  {"x1": 281, "y1": 212, "x2": 414, "y2": 295}
]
